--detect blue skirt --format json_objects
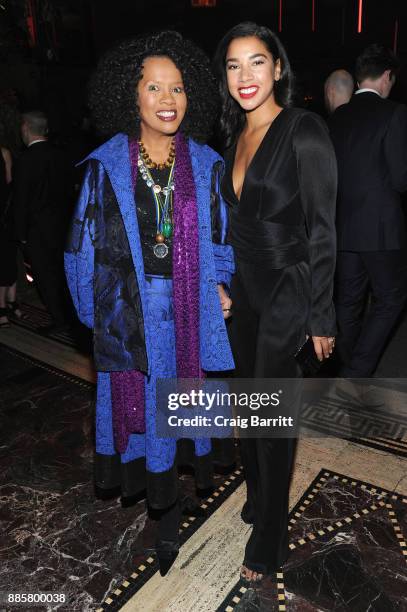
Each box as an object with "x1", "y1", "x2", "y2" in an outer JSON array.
[{"x1": 94, "y1": 275, "x2": 214, "y2": 508}]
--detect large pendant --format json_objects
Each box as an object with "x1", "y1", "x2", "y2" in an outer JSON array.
[
  {"x1": 162, "y1": 221, "x2": 172, "y2": 238},
  {"x1": 153, "y1": 242, "x2": 169, "y2": 258}
]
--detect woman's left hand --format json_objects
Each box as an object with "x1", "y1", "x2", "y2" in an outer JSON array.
[
  {"x1": 217, "y1": 284, "x2": 233, "y2": 320},
  {"x1": 312, "y1": 336, "x2": 335, "y2": 361}
]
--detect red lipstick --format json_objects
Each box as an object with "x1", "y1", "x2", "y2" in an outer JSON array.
[{"x1": 238, "y1": 86, "x2": 259, "y2": 99}]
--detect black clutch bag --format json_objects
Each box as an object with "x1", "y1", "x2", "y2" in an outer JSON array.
[{"x1": 294, "y1": 337, "x2": 322, "y2": 377}]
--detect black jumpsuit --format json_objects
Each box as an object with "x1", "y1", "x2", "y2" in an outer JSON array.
[{"x1": 222, "y1": 107, "x2": 337, "y2": 573}]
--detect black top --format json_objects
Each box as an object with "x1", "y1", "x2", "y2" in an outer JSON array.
[
  {"x1": 328, "y1": 91, "x2": 407, "y2": 251},
  {"x1": 222, "y1": 107, "x2": 338, "y2": 337},
  {"x1": 135, "y1": 164, "x2": 173, "y2": 276}
]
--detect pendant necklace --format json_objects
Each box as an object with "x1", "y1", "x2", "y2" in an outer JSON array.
[{"x1": 138, "y1": 141, "x2": 175, "y2": 259}]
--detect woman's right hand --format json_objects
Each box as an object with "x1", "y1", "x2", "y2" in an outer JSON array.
[
  {"x1": 312, "y1": 336, "x2": 335, "y2": 361},
  {"x1": 217, "y1": 284, "x2": 233, "y2": 320}
]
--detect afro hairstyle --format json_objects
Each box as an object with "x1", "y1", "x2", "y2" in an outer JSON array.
[{"x1": 88, "y1": 30, "x2": 219, "y2": 143}]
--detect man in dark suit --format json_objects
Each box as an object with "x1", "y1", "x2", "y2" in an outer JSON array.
[
  {"x1": 14, "y1": 110, "x2": 74, "y2": 331},
  {"x1": 329, "y1": 45, "x2": 407, "y2": 377}
]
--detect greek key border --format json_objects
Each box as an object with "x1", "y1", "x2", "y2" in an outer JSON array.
[
  {"x1": 217, "y1": 468, "x2": 407, "y2": 611},
  {"x1": 95, "y1": 468, "x2": 245, "y2": 612}
]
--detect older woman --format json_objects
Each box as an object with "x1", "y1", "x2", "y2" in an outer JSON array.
[{"x1": 65, "y1": 31, "x2": 234, "y2": 575}]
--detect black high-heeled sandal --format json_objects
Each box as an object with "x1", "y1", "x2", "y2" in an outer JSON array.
[
  {"x1": 0, "y1": 307, "x2": 10, "y2": 328},
  {"x1": 240, "y1": 561, "x2": 266, "y2": 584}
]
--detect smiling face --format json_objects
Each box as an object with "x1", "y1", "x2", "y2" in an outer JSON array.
[
  {"x1": 225, "y1": 36, "x2": 281, "y2": 113},
  {"x1": 137, "y1": 56, "x2": 187, "y2": 139}
]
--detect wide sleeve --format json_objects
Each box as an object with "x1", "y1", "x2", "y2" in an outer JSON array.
[
  {"x1": 293, "y1": 113, "x2": 337, "y2": 337},
  {"x1": 210, "y1": 159, "x2": 235, "y2": 287},
  {"x1": 64, "y1": 161, "x2": 96, "y2": 329},
  {"x1": 384, "y1": 104, "x2": 407, "y2": 193}
]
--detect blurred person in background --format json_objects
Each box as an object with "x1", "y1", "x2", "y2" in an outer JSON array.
[
  {"x1": 13, "y1": 110, "x2": 74, "y2": 333},
  {"x1": 0, "y1": 122, "x2": 26, "y2": 327},
  {"x1": 329, "y1": 44, "x2": 407, "y2": 377}
]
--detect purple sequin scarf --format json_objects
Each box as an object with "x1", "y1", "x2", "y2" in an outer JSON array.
[{"x1": 110, "y1": 132, "x2": 201, "y2": 453}]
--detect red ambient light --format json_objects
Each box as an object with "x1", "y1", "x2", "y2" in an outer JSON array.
[
  {"x1": 357, "y1": 0, "x2": 363, "y2": 33},
  {"x1": 191, "y1": 0, "x2": 217, "y2": 6}
]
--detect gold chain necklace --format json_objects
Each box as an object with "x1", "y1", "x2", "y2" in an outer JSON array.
[{"x1": 138, "y1": 139, "x2": 175, "y2": 170}]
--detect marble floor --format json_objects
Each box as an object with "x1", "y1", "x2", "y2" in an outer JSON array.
[
  {"x1": 225, "y1": 469, "x2": 407, "y2": 611},
  {"x1": 1, "y1": 301, "x2": 407, "y2": 611},
  {"x1": 112, "y1": 438, "x2": 407, "y2": 612},
  {"x1": 0, "y1": 346, "x2": 241, "y2": 612}
]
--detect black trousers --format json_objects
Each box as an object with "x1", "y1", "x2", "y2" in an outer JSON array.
[
  {"x1": 28, "y1": 227, "x2": 69, "y2": 324},
  {"x1": 229, "y1": 263, "x2": 300, "y2": 573},
  {"x1": 239, "y1": 437, "x2": 296, "y2": 573},
  {"x1": 335, "y1": 250, "x2": 407, "y2": 377}
]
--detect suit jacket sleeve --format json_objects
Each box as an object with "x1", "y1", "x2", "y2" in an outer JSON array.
[
  {"x1": 384, "y1": 103, "x2": 407, "y2": 193},
  {"x1": 210, "y1": 159, "x2": 235, "y2": 287},
  {"x1": 64, "y1": 161, "x2": 96, "y2": 328},
  {"x1": 13, "y1": 155, "x2": 32, "y2": 241},
  {"x1": 294, "y1": 113, "x2": 337, "y2": 337}
]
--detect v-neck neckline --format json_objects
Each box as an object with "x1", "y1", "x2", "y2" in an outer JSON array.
[{"x1": 230, "y1": 107, "x2": 285, "y2": 205}]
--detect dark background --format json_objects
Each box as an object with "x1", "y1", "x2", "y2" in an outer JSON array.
[{"x1": 0, "y1": 0, "x2": 406, "y2": 140}]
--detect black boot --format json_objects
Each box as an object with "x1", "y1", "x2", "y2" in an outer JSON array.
[
  {"x1": 155, "y1": 500, "x2": 181, "y2": 576},
  {"x1": 155, "y1": 539, "x2": 180, "y2": 577}
]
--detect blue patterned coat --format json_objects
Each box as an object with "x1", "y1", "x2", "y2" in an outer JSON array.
[{"x1": 64, "y1": 133, "x2": 235, "y2": 375}]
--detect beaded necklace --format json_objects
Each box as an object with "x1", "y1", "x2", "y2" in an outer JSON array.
[
  {"x1": 137, "y1": 150, "x2": 175, "y2": 259},
  {"x1": 139, "y1": 139, "x2": 175, "y2": 170}
]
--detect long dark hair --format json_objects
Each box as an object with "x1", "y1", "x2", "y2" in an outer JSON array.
[{"x1": 213, "y1": 22, "x2": 294, "y2": 148}]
